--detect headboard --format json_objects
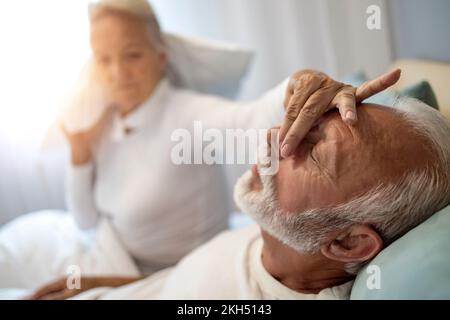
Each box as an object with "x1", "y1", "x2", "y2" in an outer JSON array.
[{"x1": 390, "y1": 59, "x2": 450, "y2": 121}]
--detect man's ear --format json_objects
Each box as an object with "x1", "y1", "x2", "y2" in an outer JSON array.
[{"x1": 320, "y1": 225, "x2": 383, "y2": 263}]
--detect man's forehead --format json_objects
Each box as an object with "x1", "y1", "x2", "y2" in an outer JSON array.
[
  {"x1": 320, "y1": 104, "x2": 398, "y2": 132},
  {"x1": 274, "y1": 104, "x2": 413, "y2": 211},
  {"x1": 340, "y1": 104, "x2": 423, "y2": 178},
  {"x1": 316, "y1": 105, "x2": 407, "y2": 178},
  {"x1": 319, "y1": 105, "x2": 408, "y2": 156}
]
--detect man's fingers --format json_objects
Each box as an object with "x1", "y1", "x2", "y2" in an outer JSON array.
[
  {"x1": 280, "y1": 89, "x2": 335, "y2": 158},
  {"x1": 356, "y1": 68, "x2": 401, "y2": 102},
  {"x1": 28, "y1": 278, "x2": 66, "y2": 300},
  {"x1": 279, "y1": 82, "x2": 321, "y2": 145},
  {"x1": 31, "y1": 285, "x2": 64, "y2": 300},
  {"x1": 40, "y1": 289, "x2": 75, "y2": 300},
  {"x1": 333, "y1": 86, "x2": 357, "y2": 125}
]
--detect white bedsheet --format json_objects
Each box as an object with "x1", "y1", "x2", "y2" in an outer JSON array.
[{"x1": 0, "y1": 210, "x2": 140, "y2": 299}]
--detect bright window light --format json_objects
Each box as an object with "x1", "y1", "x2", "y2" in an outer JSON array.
[{"x1": 0, "y1": 0, "x2": 91, "y2": 142}]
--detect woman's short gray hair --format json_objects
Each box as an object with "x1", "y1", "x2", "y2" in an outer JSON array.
[{"x1": 88, "y1": 0, "x2": 164, "y2": 50}]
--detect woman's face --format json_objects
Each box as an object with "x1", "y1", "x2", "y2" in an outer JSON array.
[{"x1": 90, "y1": 10, "x2": 166, "y2": 114}]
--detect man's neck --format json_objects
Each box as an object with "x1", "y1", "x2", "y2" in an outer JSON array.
[{"x1": 260, "y1": 230, "x2": 354, "y2": 294}]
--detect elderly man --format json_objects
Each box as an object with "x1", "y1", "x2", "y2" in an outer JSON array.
[{"x1": 57, "y1": 97, "x2": 449, "y2": 300}]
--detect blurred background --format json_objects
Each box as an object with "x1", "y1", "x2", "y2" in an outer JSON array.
[{"x1": 0, "y1": 0, "x2": 449, "y2": 225}]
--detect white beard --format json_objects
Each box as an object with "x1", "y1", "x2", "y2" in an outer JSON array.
[
  {"x1": 233, "y1": 169, "x2": 278, "y2": 226},
  {"x1": 233, "y1": 167, "x2": 332, "y2": 254}
]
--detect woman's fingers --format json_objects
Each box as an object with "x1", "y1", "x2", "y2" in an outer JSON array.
[
  {"x1": 280, "y1": 88, "x2": 336, "y2": 158},
  {"x1": 356, "y1": 68, "x2": 401, "y2": 102},
  {"x1": 334, "y1": 86, "x2": 357, "y2": 125},
  {"x1": 59, "y1": 122, "x2": 71, "y2": 140}
]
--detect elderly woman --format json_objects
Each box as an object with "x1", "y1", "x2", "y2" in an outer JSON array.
[{"x1": 0, "y1": 0, "x2": 399, "y2": 298}]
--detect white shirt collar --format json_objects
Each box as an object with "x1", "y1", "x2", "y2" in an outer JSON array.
[{"x1": 110, "y1": 78, "x2": 171, "y2": 141}]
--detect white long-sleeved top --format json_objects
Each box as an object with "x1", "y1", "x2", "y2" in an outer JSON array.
[{"x1": 66, "y1": 78, "x2": 287, "y2": 274}]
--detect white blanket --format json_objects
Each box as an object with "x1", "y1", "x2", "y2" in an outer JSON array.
[
  {"x1": 0, "y1": 210, "x2": 139, "y2": 299},
  {"x1": 73, "y1": 225, "x2": 354, "y2": 300}
]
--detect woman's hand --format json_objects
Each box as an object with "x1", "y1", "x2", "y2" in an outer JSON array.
[
  {"x1": 279, "y1": 68, "x2": 401, "y2": 158},
  {"x1": 61, "y1": 107, "x2": 115, "y2": 165},
  {"x1": 25, "y1": 276, "x2": 143, "y2": 300}
]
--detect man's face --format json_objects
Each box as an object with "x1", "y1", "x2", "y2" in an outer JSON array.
[
  {"x1": 237, "y1": 104, "x2": 428, "y2": 225},
  {"x1": 273, "y1": 105, "x2": 415, "y2": 213}
]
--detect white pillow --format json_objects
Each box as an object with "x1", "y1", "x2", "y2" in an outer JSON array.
[
  {"x1": 59, "y1": 33, "x2": 253, "y2": 135},
  {"x1": 165, "y1": 32, "x2": 253, "y2": 99}
]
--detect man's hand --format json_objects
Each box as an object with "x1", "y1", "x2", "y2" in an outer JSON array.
[
  {"x1": 25, "y1": 276, "x2": 143, "y2": 300},
  {"x1": 279, "y1": 68, "x2": 401, "y2": 158}
]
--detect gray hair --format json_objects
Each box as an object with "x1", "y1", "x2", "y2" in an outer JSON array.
[{"x1": 88, "y1": 0, "x2": 165, "y2": 51}]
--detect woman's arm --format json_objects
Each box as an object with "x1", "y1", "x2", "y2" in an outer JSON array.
[
  {"x1": 65, "y1": 161, "x2": 99, "y2": 230},
  {"x1": 182, "y1": 78, "x2": 288, "y2": 132},
  {"x1": 62, "y1": 108, "x2": 115, "y2": 229}
]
